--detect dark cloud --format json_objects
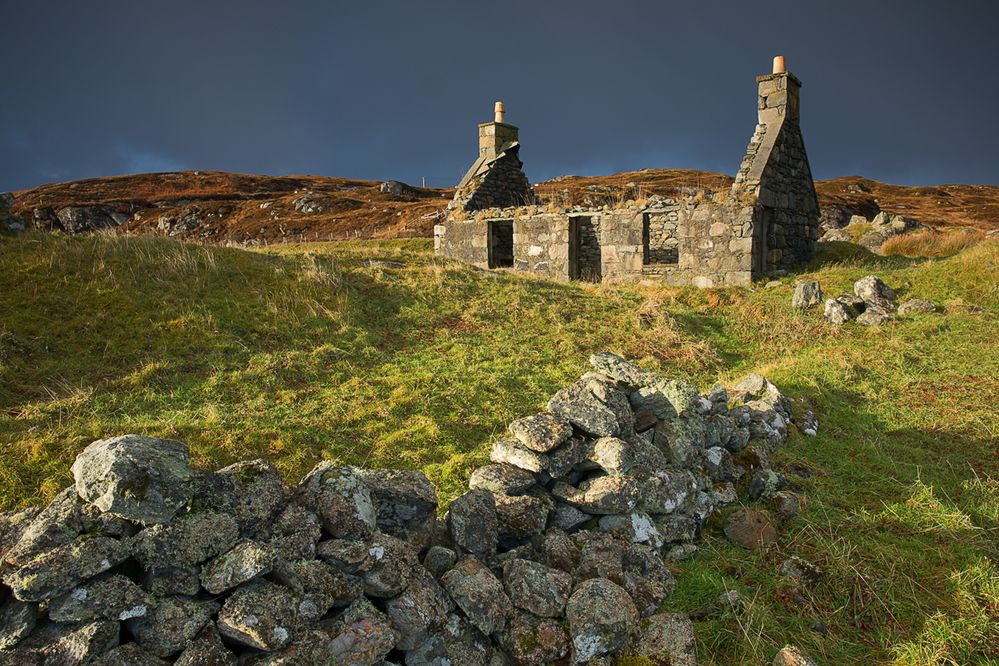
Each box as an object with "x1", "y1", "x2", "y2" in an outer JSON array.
[{"x1": 2, "y1": 0, "x2": 997, "y2": 191}]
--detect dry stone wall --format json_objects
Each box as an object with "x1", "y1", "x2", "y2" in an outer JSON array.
[{"x1": 0, "y1": 353, "x2": 816, "y2": 665}]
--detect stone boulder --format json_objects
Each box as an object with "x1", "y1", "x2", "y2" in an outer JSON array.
[
  {"x1": 48, "y1": 575, "x2": 153, "y2": 623},
  {"x1": 723, "y1": 508, "x2": 777, "y2": 549},
  {"x1": 898, "y1": 298, "x2": 939, "y2": 315},
  {"x1": 127, "y1": 596, "x2": 219, "y2": 657},
  {"x1": 71, "y1": 435, "x2": 194, "y2": 524},
  {"x1": 502, "y1": 558, "x2": 572, "y2": 618},
  {"x1": 823, "y1": 298, "x2": 851, "y2": 324},
  {"x1": 628, "y1": 612, "x2": 697, "y2": 666},
  {"x1": 4, "y1": 536, "x2": 130, "y2": 602},
  {"x1": 791, "y1": 280, "x2": 823, "y2": 309},
  {"x1": 358, "y1": 468, "x2": 438, "y2": 549},
  {"x1": 565, "y1": 578, "x2": 638, "y2": 663},
  {"x1": 469, "y1": 463, "x2": 537, "y2": 496},
  {"x1": 774, "y1": 644, "x2": 819, "y2": 665},
  {"x1": 440, "y1": 556, "x2": 513, "y2": 635},
  {"x1": 0, "y1": 597, "x2": 37, "y2": 650},
  {"x1": 296, "y1": 463, "x2": 377, "y2": 540},
  {"x1": 854, "y1": 275, "x2": 897, "y2": 311},
  {"x1": 216, "y1": 581, "x2": 301, "y2": 651},
  {"x1": 447, "y1": 488, "x2": 498, "y2": 559}
]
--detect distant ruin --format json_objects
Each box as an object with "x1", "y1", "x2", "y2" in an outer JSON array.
[{"x1": 435, "y1": 57, "x2": 820, "y2": 287}]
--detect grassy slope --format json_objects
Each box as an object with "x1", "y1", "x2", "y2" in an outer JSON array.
[{"x1": 0, "y1": 232, "x2": 996, "y2": 664}]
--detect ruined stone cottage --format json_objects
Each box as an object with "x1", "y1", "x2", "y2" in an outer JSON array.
[{"x1": 435, "y1": 57, "x2": 820, "y2": 287}]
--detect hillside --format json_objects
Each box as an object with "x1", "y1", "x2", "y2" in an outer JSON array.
[
  {"x1": 0, "y1": 230, "x2": 996, "y2": 664},
  {"x1": 6, "y1": 169, "x2": 998, "y2": 245}
]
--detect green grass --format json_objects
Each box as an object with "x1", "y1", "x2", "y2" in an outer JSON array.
[{"x1": 1, "y1": 232, "x2": 996, "y2": 664}]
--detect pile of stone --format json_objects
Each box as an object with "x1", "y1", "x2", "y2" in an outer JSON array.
[
  {"x1": 819, "y1": 211, "x2": 932, "y2": 252},
  {"x1": 0, "y1": 353, "x2": 812, "y2": 665},
  {"x1": 816, "y1": 275, "x2": 939, "y2": 326}
]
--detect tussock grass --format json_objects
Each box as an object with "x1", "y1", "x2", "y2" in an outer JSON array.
[
  {"x1": 881, "y1": 229, "x2": 990, "y2": 258},
  {"x1": 1, "y1": 231, "x2": 997, "y2": 664}
]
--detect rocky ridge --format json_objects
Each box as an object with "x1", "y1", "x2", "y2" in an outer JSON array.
[{"x1": 0, "y1": 353, "x2": 816, "y2": 665}]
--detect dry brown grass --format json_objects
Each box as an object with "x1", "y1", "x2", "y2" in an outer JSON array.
[{"x1": 881, "y1": 229, "x2": 990, "y2": 257}]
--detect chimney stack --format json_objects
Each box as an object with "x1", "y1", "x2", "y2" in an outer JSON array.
[
  {"x1": 479, "y1": 101, "x2": 519, "y2": 159},
  {"x1": 757, "y1": 55, "x2": 800, "y2": 125}
]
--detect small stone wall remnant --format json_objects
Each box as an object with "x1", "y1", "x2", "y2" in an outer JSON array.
[{"x1": 0, "y1": 353, "x2": 815, "y2": 664}]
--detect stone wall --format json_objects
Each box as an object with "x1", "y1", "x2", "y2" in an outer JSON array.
[
  {"x1": 0, "y1": 353, "x2": 816, "y2": 665},
  {"x1": 452, "y1": 149, "x2": 535, "y2": 213},
  {"x1": 644, "y1": 210, "x2": 680, "y2": 265}
]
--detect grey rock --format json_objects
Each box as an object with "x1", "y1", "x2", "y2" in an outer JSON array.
[
  {"x1": 140, "y1": 564, "x2": 201, "y2": 597},
  {"x1": 772, "y1": 490, "x2": 803, "y2": 521},
  {"x1": 10, "y1": 619, "x2": 120, "y2": 664},
  {"x1": 854, "y1": 275, "x2": 897, "y2": 310},
  {"x1": 791, "y1": 280, "x2": 823, "y2": 309},
  {"x1": 0, "y1": 597, "x2": 36, "y2": 650},
  {"x1": 200, "y1": 540, "x2": 275, "y2": 594},
  {"x1": 359, "y1": 533, "x2": 419, "y2": 598},
  {"x1": 271, "y1": 559, "x2": 363, "y2": 615},
  {"x1": 638, "y1": 469, "x2": 697, "y2": 515},
  {"x1": 440, "y1": 556, "x2": 513, "y2": 635},
  {"x1": 490, "y1": 438, "x2": 547, "y2": 474},
  {"x1": 72, "y1": 435, "x2": 194, "y2": 524},
  {"x1": 856, "y1": 304, "x2": 892, "y2": 326},
  {"x1": 584, "y1": 436, "x2": 668, "y2": 477},
  {"x1": 823, "y1": 298, "x2": 852, "y2": 324},
  {"x1": 406, "y1": 613, "x2": 492, "y2": 666},
  {"x1": 49, "y1": 574, "x2": 154, "y2": 623},
  {"x1": 495, "y1": 494, "x2": 550, "y2": 545},
  {"x1": 469, "y1": 464, "x2": 537, "y2": 496},
  {"x1": 3, "y1": 487, "x2": 84, "y2": 567},
  {"x1": 217, "y1": 581, "x2": 301, "y2": 651},
  {"x1": 572, "y1": 532, "x2": 625, "y2": 584},
  {"x1": 384, "y1": 566, "x2": 449, "y2": 650},
  {"x1": 215, "y1": 459, "x2": 286, "y2": 536},
  {"x1": 597, "y1": 512, "x2": 663, "y2": 549},
  {"x1": 780, "y1": 556, "x2": 824, "y2": 588},
  {"x1": 508, "y1": 413, "x2": 573, "y2": 452},
  {"x1": 622, "y1": 543, "x2": 675, "y2": 617},
  {"x1": 898, "y1": 298, "x2": 939, "y2": 315},
  {"x1": 4, "y1": 535, "x2": 129, "y2": 602},
  {"x1": 541, "y1": 529, "x2": 581, "y2": 573},
  {"x1": 175, "y1": 624, "x2": 236, "y2": 665},
  {"x1": 91, "y1": 642, "x2": 169, "y2": 665},
  {"x1": 296, "y1": 463, "x2": 377, "y2": 540},
  {"x1": 358, "y1": 468, "x2": 438, "y2": 548},
  {"x1": 629, "y1": 612, "x2": 696, "y2": 666},
  {"x1": 549, "y1": 502, "x2": 591, "y2": 532},
  {"x1": 502, "y1": 558, "x2": 572, "y2": 618},
  {"x1": 266, "y1": 503, "x2": 323, "y2": 561},
  {"x1": 654, "y1": 416, "x2": 705, "y2": 466},
  {"x1": 774, "y1": 645, "x2": 819, "y2": 666},
  {"x1": 132, "y1": 511, "x2": 240, "y2": 570},
  {"x1": 553, "y1": 475, "x2": 639, "y2": 515},
  {"x1": 327, "y1": 598, "x2": 399, "y2": 665},
  {"x1": 547, "y1": 379, "x2": 621, "y2": 437},
  {"x1": 422, "y1": 545, "x2": 457, "y2": 580},
  {"x1": 749, "y1": 468, "x2": 783, "y2": 501},
  {"x1": 501, "y1": 611, "x2": 570, "y2": 665},
  {"x1": 0, "y1": 507, "x2": 40, "y2": 563},
  {"x1": 447, "y1": 488, "x2": 498, "y2": 559},
  {"x1": 702, "y1": 446, "x2": 741, "y2": 482},
  {"x1": 128, "y1": 596, "x2": 219, "y2": 657},
  {"x1": 565, "y1": 578, "x2": 638, "y2": 663}
]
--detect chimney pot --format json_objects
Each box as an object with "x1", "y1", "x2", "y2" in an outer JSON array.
[
  {"x1": 772, "y1": 55, "x2": 786, "y2": 74},
  {"x1": 494, "y1": 101, "x2": 505, "y2": 123}
]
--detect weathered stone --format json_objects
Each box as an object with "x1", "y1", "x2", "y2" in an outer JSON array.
[
  {"x1": 351, "y1": 533, "x2": 418, "y2": 599},
  {"x1": 175, "y1": 624, "x2": 236, "y2": 665},
  {"x1": 217, "y1": 581, "x2": 301, "y2": 651},
  {"x1": 0, "y1": 596, "x2": 36, "y2": 650},
  {"x1": 384, "y1": 566, "x2": 449, "y2": 650},
  {"x1": 541, "y1": 529, "x2": 581, "y2": 573},
  {"x1": 3, "y1": 489, "x2": 82, "y2": 567},
  {"x1": 10, "y1": 619, "x2": 120, "y2": 664},
  {"x1": 266, "y1": 503, "x2": 323, "y2": 561},
  {"x1": 501, "y1": 611, "x2": 570, "y2": 665},
  {"x1": 296, "y1": 463, "x2": 377, "y2": 540},
  {"x1": 128, "y1": 596, "x2": 219, "y2": 657},
  {"x1": 469, "y1": 464, "x2": 537, "y2": 496},
  {"x1": 140, "y1": 564, "x2": 201, "y2": 597},
  {"x1": 406, "y1": 613, "x2": 493, "y2": 666},
  {"x1": 898, "y1": 298, "x2": 939, "y2": 315},
  {"x1": 200, "y1": 540, "x2": 275, "y2": 594},
  {"x1": 271, "y1": 558, "x2": 363, "y2": 615},
  {"x1": 856, "y1": 305, "x2": 892, "y2": 326},
  {"x1": 772, "y1": 490, "x2": 803, "y2": 521},
  {"x1": 49, "y1": 574, "x2": 154, "y2": 623},
  {"x1": 654, "y1": 416, "x2": 705, "y2": 466},
  {"x1": 447, "y1": 488, "x2": 498, "y2": 559},
  {"x1": 584, "y1": 436, "x2": 668, "y2": 477},
  {"x1": 565, "y1": 578, "x2": 638, "y2": 663},
  {"x1": 215, "y1": 459, "x2": 286, "y2": 536},
  {"x1": 854, "y1": 275, "x2": 897, "y2": 310},
  {"x1": 358, "y1": 468, "x2": 438, "y2": 548},
  {"x1": 495, "y1": 494, "x2": 551, "y2": 545},
  {"x1": 422, "y1": 545, "x2": 458, "y2": 580},
  {"x1": 823, "y1": 297, "x2": 851, "y2": 323},
  {"x1": 780, "y1": 555, "x2": 824, "y2": 588},
  {"x1": 4, "y1": 535, "x2": 129, "y2": 602},
  {"x1": 791, "y1": 280, "x2": 823, "y2": 309},
  {"x1": 723, "y1": 508, "x2": 778, "y2": 549},
  {"x1": 132, "y1": 511, "x2": 240, "y2": 570},
  {"x1": 774, "y1": 645, "x2": 819, "y2": 666},
  {"x1": 547, "y1": 380, "x2": 621, "y2": 437},
  {"x1": 553, "y1": 475, "x2": 639, "y2": 515},
  {"x1": 597, "y1": 512, "x2": 663, "y2": 549},
  {"x1": 628, "y1": 612, "x2": 696, "y2": 666},
  {"x1": 327, "y1": 598, "x2": 398, "y2": 665},
  {"x1": 490, "y1": 438, "x2": 546, "y2": 473},
  {"x1": 749, "y1": 468, "x2": 783, "y2": 501},
  {"x1": 638, "y1": 469, "x2": 697, "y2": 514},
  {"x1": 622, "y1": 543, "x2": 675, "y2": 617},
  {"x1": 92, "y1": 642, "x2": 169, "y2": 665},
  {"x1": 550, "y1": 502, "x2": 590, "y2": 532},
  {"x1": 573, "y1": 532, "x2": 625, "y2": 585},
  {"x1": 502, "y1": 558, "x2": 572, "y2": 618},
  {"x1": 72, "y1": 435, "x2": 194, "y2": 524},
  {"x1": 509, "y1": 412, "x2": 573, "y2": 452},
  {"x1": 440, "y1": 556, "x2": 513, "y2": 635}
]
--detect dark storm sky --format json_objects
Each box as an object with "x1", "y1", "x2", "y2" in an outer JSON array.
[{"x1": 2, "y1": 0, "x2": 998, "y2": 192}]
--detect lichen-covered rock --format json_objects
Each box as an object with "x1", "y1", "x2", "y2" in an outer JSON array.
[
  {"x1": 3, "y1": 487, "x2": 84, "y2": 567},
  {"x1": 553, "y1": 475, "x2": 639, "y2": 515},
  {"x1": 217, "y1": 581, "x2": 301, "y2": 651},
  {"x1": 791, "y1": 280, "x2": 823, "y2": 309},
  {"x1": 384, "y1": 566, "x2": 449, "y2": 650},
  {"x1": 723, "y1": 508, "x2": 778, "y2": 549},
  {"x1": 749, "y1": 468, "x2": 783, "y2": 501},
  {"x1": 823, "y1": 298, "x2": 852, "y2": 324},
  {"x1": 469, "y1": 464, "x2": 537, "y2": 496},
  {"x1": 0, "y1": 596, "x2": 36, "y2": 650},
  {"x1": 597, "y1": 512, "x2": 663, "y2": 549},
  {"x1": 447, "y1": 488, "x2": 498, "y2": 559},
  {"x1": 175, "y1": 624, "x2": 237, "y2": 665},
  {"x1": 71, "y1": 435, "x2": 194, "y2": 524},
  {"x1": 140, "y1": 564, "x2": 201, "y2": 597},
  {"x1": 327, "y1": 598, "x2": 398, "y2": 665},
  {"x1": 774, "y1": 644, "x2": 819, "y2": 666},
  {"x1": 0, "y1": 507, "x2": 41, "y2": 562},
  {"x1": 200, "y1": 540, "x2": 275, "y2": 594},
  {"x1": 502, "y1": 558, "x2": 572, "y2": 618},
  {"x1": 565, "y1": 578, "x2": 638, "y2": 663},
  {"x1": 495, "y1": 494, "x2": 551, "y2": 546},
  {"x1": 573, "y1": 532, "x2": 626, "y2": 585},
  {"x1": 296, "y1": 463, "x2": 377, "y2": 540},
  {"x1": 638, "y1": 469, "x2": 697, "y2": 514},
  {"x1": 854, "y1": 275, "x2": 897, "y2": 310},
  {"x1": 501, "y1": 611, "x2": 570, "y2": 665},
  {"x1": 407, "y1": 613, "x2": 493, "y2": 666},
  {"x1": 584, "y1": 436, "x2": 668, "y2": 477},
  {"x1": 91, "y1": 642, "x2": 169, "y2": 665},
  {"x1": 772, "y1": 490, "x2": 803, "y2": 521},
  {"x1": 547, "y1": 380, "x2": 622, "y2": 437},
  {"x1": 4, "y1": 535, "x2": 130, "y2": 602},
  {"x1": 317, "y1": 533, "x2": 416, "y2": 599},
  {"x1": 422, "y1": 545, "x2": 457, "y2": 580},
  {"x1": 509, "y1": 413, "x2": 573, "y2": 452},
  {"x1": 702, "y1": 446, "x2": 741, "y2": 483},
  {"x1": 440, "y1": 556, "x2": 513, "y2": 635},
  {"x1": 654, "y1": 416, "x2": 705, "y2": 467},
  {"x1": 550, "y1": 502, "x2": 590, "y2": 532},
  {"x1": 898, "y1": 298, "x2": 939, "y2": 315},
  {"x1": 132, "y1": 510, "x2": 240, "y2": 570},
  {"x1": 271, "y1": 559, "x2": 363, "y2": 617},
  {"x1": 49, "y1": 574, "x2": 153, "y2": 623},
  {"x1": 127, "y1": 595, "x2": 219, "y2": 657},
  {"x1": 8, "y1": 619, "x2": 120, "y2": 664},
  {"x1": 358, "y1": 468, "x2": 438, "y2": 548},
  {"x1": 628, "y1": 612, "x2": 696, "y2": 666},
  {"x1": 265, "y1": 503, "x2": 323, "y2": 561},
  {"x1": 622, "y1": 543, "x2": 675, "y2": 617},
  {"x1": 856, "y1": 305, "x2": 892, "y2": 326},
  {"x1": 780, "y1": 556, "x2": 824, "y2": 588},
  {"x1": 490, "y1": 438, "x2": 547, "y2": 474},
  {"x1": 214, "y1": 459, "x2": 287, "y2": 536}
]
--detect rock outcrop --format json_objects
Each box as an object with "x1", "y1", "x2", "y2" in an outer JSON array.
[{"x1": 0, "y1": 353, "x2": 810, "y2": 664}]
